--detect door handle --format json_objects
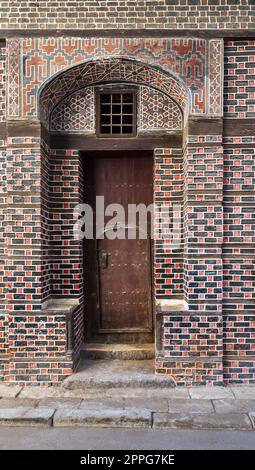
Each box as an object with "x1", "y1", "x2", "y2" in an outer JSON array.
[{"x1": 99, "y1": 252, "x2": 108, "y2": 269}]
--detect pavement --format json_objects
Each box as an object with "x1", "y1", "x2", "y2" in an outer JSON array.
[
  {"x1": 0, "y1": 427, "x2": 255, "y2": 450},
  {"x1": 0, "y1": 382, "x2": 254, "y2": 431}
]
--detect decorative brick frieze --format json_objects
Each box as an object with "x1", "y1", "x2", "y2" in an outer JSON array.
[
  {"x1": 6, "y1": 39, "x2": 19, "y2": 118},
  {"x1": 6, "y1": 37, "x2": 224, "y2": 121},
  {"x1": 209, "y1": 39, "x2": 223, "y2": 116},
  {"x1": 0, "y1": 43, "x2": 6, "y2": 122}
]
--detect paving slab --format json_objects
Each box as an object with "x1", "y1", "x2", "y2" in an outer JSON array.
[
  {"x1": 79, "y1": 398, "x2": 125, "y2": 410},
  {"x1": 19, "y1": 387, "x2": 66, "y2": 399},
  {"x1": 102, "y1": 387, "x2": 189, "y2": 399},
  {"x1": 0, "y1": 398, "x2": 38, "y2": 408},
  {"x1": 231, "y1": 386, "x2": 255, "y2": 400},
  {"x1": 54, "y1": 408, "x2": 151, "y2": 428},
  {"x1": 153, "y1": 412, "x2": 252, "y2": 430},
  {"x1": 38, "y1": 397, "x2": 82, "y2": 409},
  {"x1": 124, "y1": 397, "x2": 168, "y2": 412},
  {"x1": 0, "y1": 385, "x2": 23, "y2": 398},
  {"x1": 189, "y1": 387, "x2": 234, "y2": 400},
  {"x1": 213, "y1": 399, "x2": 255, "y2": 414},
  {"x1": 0, "y1": 408, "x2": 55, "y2": 427},
  {"x1": 168, "y1": 399, "x2": 214, "y2": 414}
]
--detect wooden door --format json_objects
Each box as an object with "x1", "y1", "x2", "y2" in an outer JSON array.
[{"x1": 84, "y1": 151, "x2": 153, "y2": 343}]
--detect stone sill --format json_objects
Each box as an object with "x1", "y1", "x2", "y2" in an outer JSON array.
[
  {"x1": 41, "y1": 298, "x2": 80, "y2": 315},
  {"x1": 156, "y1": 299, "x2": 188, "y2": 313}
]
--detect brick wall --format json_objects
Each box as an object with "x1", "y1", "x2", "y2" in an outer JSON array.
[
  {"x1": 156, "y1": 135, "x2": 224, "y2": 386},
  {"x1": 154, "y1": 148, "x2": 184, "y2": 298},
  {"x1": 224, "y1": 40, "x2": 255, "y2": 118},
  {"x1": 49, "y1": 148, "x2": 83, "y2": 299},
  {"x1": 0, "y1": 1, "x2": 255, "y2": 30},
  {"x1": 0, "y1": 42, "x2": 7, "y2": 374},
  {"x1": 1, "y1": 33, "x2": 255, "y2": 385},
  {"x1": 223, "y1": 40, "x2": 255, "y2": 384}
]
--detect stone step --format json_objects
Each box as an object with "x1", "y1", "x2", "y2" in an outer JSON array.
[
  {"x1": 81, "y1": 343, "x2": 155, "y2": 360},
  {"x1": 63, "y1": 359, "x2": 175, "y2": 391},
  {"x1": 54, "y1": 407, "x2": 152, "y2": 428}
]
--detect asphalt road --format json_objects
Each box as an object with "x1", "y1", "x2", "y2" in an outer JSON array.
[{"x1": 0, "y1": 427, "x2": 254, "y2": 450}]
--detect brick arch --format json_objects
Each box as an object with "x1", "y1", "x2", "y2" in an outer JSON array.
[{"x1": 38, "y1": 57, "x2": 190, "y2": 130}]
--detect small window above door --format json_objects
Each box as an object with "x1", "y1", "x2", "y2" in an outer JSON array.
[{"x1": 97, "y1": 89, "x2": 137, "y2": 137}]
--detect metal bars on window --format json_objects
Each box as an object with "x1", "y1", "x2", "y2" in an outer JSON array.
[{"x1": 97, "y1": 90, "x2": 136, "y2": 137}]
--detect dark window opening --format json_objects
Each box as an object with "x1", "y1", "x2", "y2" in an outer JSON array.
[{"x1": 97, "y1": 90, "x2": 136, "y2": 137}]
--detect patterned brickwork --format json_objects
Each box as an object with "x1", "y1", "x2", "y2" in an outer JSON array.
[
  {"x1": 6, "y1": 39, "x2": 19, "y2": 118},
  {"x1": 0, "y1": 42, "x2": 7, "y2": 380},
  {"x1": 224, "y1": 40, "x2": 255, "y2": 118},
  {"x1": 183, "y1": 142, "x2": 224, "y2": 314},
  {"x1": 0, "y1": 2, "x2": 255, "y2": 30},
  {"x1": 223, "y1": 145, "x2": 255, "y2": 194},
  {"x1": 4, "y1": 139, "x2": 43, "y2": 313},
  {"x1": 49, "y1": 148, "x2": 83, "y2": 298},
  {"x1": 39, "y1": 57, "x2": 190, "y2": 128},
  {"x1": 50, "y1": 84, "x2": 183, "y2": 134},
  {"x1": 223, "y1": 314, "x2": 255, "y2": 357},
  {"x1": 162, "y1": 314, "x2": 223, "y2": 358},
  {"x1": 222, "y1": 39, "x2": 255, "y2": 384},
  {"x1": 156, "y1": 357, "x2": 223, "y2": 387},
  {"x1": 154, "y1": 140, "x2": 224, "y2": 385},
  {"x1": 223, "y1": 358, "x2": 255, "y2": 385},
  {"x1": 6, "y1": 38, "x2": 224, "y2": 120},
  {"x1": 8, "y1": 313, "x2": 67, "y2": 359},
  {"x1": 209, "y1": 40, "x2": 223, "y2": 116},
  {"x1": 6, "y1": 359, "x2": 74, "y2": 384},
  {"x1": 154, "y1": 148, "x2": 184, "y2": 298},
  {"x1": 139, "y1": 86, "x2": 183, "y2": 131},
  {"x1": 50, "y1": 87, "x2": 95, "y2": 133},
  {"x1": 0, "y1": 43, "x2": 6, "y2": 122},
  {"x1": 1, "y1": 35, "x2": 255, "y2": 386}
]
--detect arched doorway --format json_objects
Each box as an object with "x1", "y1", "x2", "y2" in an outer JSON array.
[{"x1": 38, "y1": 57, "x2": 188, "y2": 367}]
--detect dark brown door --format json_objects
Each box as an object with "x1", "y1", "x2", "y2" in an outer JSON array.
[{"x1": 84, "y1": 151, "x2": 153, "y2": 343}]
